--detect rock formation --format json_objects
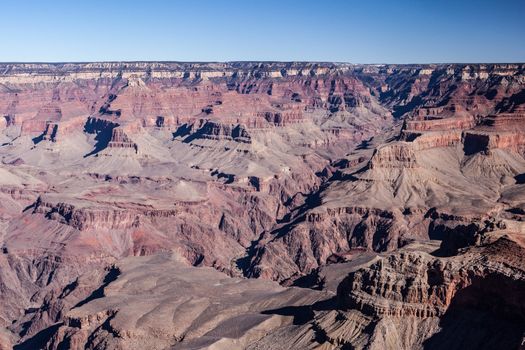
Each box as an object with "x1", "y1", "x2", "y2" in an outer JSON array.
[{"x1": 0, "y1": 62, "x2": 524, "y2": 349}]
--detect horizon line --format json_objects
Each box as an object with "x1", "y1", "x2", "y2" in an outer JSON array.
[{"x1": 0, "y1": 60, "x2": 524, "y2": 65}]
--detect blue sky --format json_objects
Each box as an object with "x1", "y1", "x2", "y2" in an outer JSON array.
[{"x1": 0, "y1": 0, "x2": 524, "y2": 63}]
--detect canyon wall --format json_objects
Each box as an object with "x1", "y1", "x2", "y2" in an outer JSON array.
[{"x1": 0, "y1": 62, "x2": 524, "y2": 349}]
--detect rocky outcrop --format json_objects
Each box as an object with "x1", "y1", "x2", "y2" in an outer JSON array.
[
  {"x1": 401, "y1": 130, "x2": 463, "y2": 149},
  {"x1": 369, "y1": 143, "x2": 418, "y2": 169},
  {"x1": 259, "y1": 111, "x2": 304, "y2": 127},
  {"x1": 327, "y1": 237, "x2": 525, "y2": 348},
  {"x1": 463, "y1": 130, "x2": 525, "y2": 155},
  {"x1": 178, "y1": 120, "x2": 252, "y2": 143},
  {"x1": 106, "y1": 128, "x2": 138, "y2": 152},
  {"x1": 340, "y1": 252, "x2": 456, "y2": 318},
  {"x1": 480, "y1": 112, "x2": 525, "y2": 131},
  {"x1": 32, "y1": 197, "x2": 143, "y2": 231},
  {"x1": 405, "y1": 115, "x2": 475, "y2": 132}
]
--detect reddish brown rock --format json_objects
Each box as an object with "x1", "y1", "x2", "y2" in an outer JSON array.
[{"x1": 0, "y1": 62, "x2": 523, "y2": 349}]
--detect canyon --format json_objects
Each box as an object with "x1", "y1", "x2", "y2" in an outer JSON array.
[{"x1": 0, "y1": 61, "x2": 524, "y2": 349}]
